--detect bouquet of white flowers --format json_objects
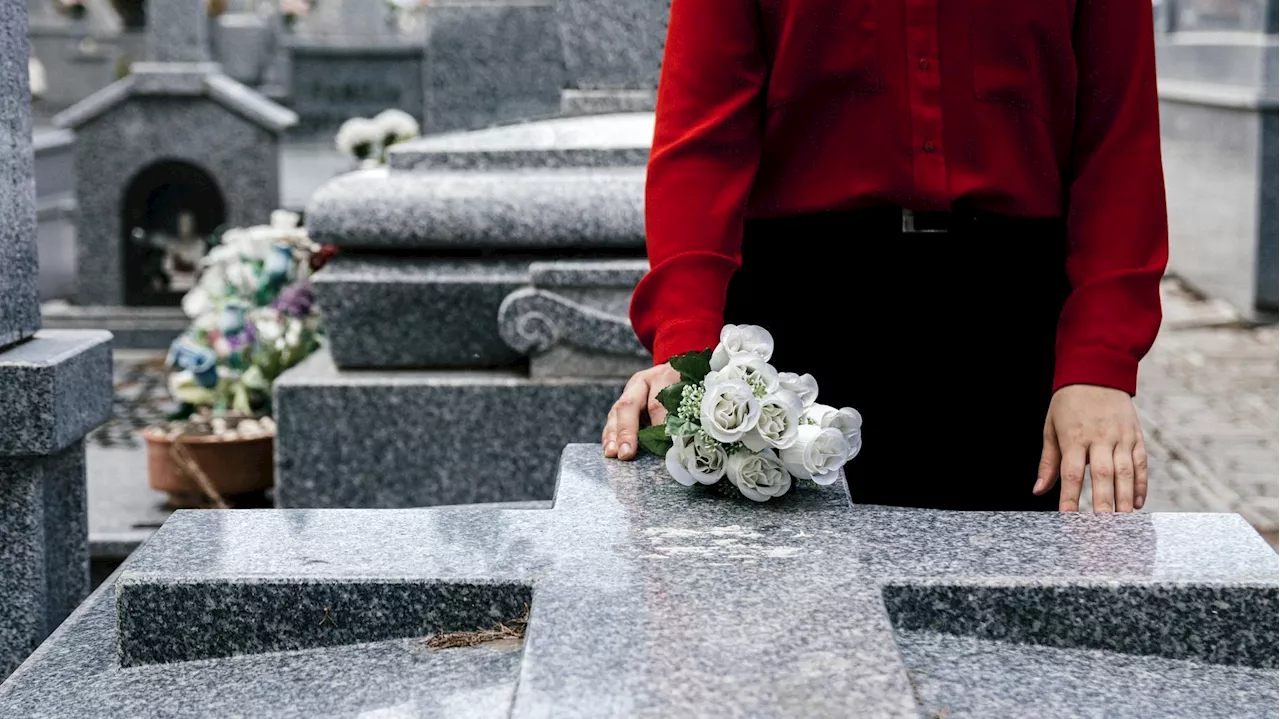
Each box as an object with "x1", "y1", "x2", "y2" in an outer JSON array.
[{"x1": 637, "y1": 325, "x2": 862, "y2": 502}]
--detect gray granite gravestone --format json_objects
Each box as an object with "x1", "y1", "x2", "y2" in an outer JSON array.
[
  {"x1": 45, "y1": 0, "x2": 296, "y2": 348},
  {"x1": 0, "y1": 0, "x2": 113, "y2": 681},
  {"x1": 0, "y1": 446, "x2": 1276, "y2": 715},
  {"x1": 283, "y1": 0, "x2": 426, "y2": 138},
  {"x1": 1156, "y1": 1, "x2": 1278, "y2": 318},
  {"x1": 273, "y1": 113, "x2": 653, "y2": 508},
  {"x1": 555, "y1": 0, "x2": 669, "y2": 115}
]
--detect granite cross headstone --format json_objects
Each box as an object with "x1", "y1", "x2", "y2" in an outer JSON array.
[
  {"x1": 0, "y1": 446, "x2": 1275, "y2": 715},
  {"x1": 0, "y1": 0, "x2": 41, "y2": 347},
  {"x1": 146, "y1": 0, "x2": 211, "y2": 63},
  {"x1": 0, "y1": 0, "x2": 113, "y2": 682}
]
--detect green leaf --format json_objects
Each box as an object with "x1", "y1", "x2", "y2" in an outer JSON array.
[
  {"x1": 637, "y1": 425, "x2": 673, "y2": 457},
  {"x1": 669, "y1": 349, "x2": 713, "y2": 384},
  {"x1": 656, "y1": 381, "x2": 690, "y2": 416},
  {"x1": 665, "y1": 414, "x2": 698, "y2": 438}
]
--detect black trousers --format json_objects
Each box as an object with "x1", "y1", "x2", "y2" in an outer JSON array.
[{"x1": 724, "y1": 207, "x2": 1071, "y2": 511}]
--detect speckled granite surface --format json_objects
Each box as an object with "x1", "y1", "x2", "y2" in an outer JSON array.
[
  {"x1": 272, "y1": 352, "x2": 625, "y2": 508},
  {"x1": 0, "y1": 330, "x2": 113, "y2": 456},
  {"x1": 304, "y1": 167, "x2": 645, "y2": 250},
  {"x1": 312, "y1": 256, "x2": 531, "y2": 369},
  {"x1": 0, "y1": 0, "x2": 41, "y2": 348},
  {"x1": 2, "y1": 445, "x2": 1276, "y2": 717}
]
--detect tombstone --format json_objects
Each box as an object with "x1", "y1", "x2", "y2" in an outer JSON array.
[
  {"x1": 1156, "y1": 0, "x2": 1278, "y2": 318},
  {"x1": 44, "y1": 0, "x2": 297, "y2": 348},
  {"x1": 555, "y1": 0, "x2": 669, "y2": 115},
  {"x1": 0, "y1": 0, "x2": 113, "y2": 680},
  {"x1": 25, "y1": 0, "x2": 128, "y2": 121},
  {"x1": 273, "y1": 112, "x2": 653, "y2": 508},
  {"x1": 283, "y1": 0, "x2": 427, "y2": 138},
  {"x1": 0, "y1": 445, "x2": 1276, "y2": 713}
]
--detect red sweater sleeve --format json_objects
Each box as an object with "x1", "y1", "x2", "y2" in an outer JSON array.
[
  {"x1": 1055, "y1": 0, "x2": 1170, "y2": 395},
  {"x1": 629, "y1": 0, "x2": 768, "y2": 364}
]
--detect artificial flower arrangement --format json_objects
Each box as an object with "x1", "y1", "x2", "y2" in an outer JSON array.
[
  {"x1": 638, "y1": 325, "x2": 863, "y2": 502},
  {"x1": 164, "y1": 210, "x2": 331, "y2": 419},
  {"x1": 335, "y1": 108, "x2": 421, "y2": 167}
]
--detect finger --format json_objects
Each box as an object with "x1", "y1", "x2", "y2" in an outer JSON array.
[
  {"x1": 1134, "y1": 440, "x2": 1149, "y2": 510},
  {"x1": 601, "y1": 407, "x2": 618, "y2": 457},
  {"x1": 1113, "y1": 441, "x2": 1135, "y2": 512},
  {"x1": 1089, "y1": 442, "x2": 1116, "y2": 513},
  {"x1": 1033, "y1": 420, "x2": 1061, "y2": 495},
  {"x1": 613, "y1": 378, "x2": 650, "y2": 461},
  {"x1": 1058, "y1": 441, "x2": 1088, "y2": 512},
  {"x1": 647, "y1": 385, "x2": 668, "y2": 427}
]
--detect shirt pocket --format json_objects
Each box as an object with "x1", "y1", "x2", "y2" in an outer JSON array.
[
  {"x1": 764, "y1": 0, "x2": 882, "y2": 109},
  {"x1": 969, "y1": 0, "x2": 1075, "y2": 122}
]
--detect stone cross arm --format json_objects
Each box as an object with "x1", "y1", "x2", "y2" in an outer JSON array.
[{"x1": 0, "y1": 446, "x2": 1276, "y2": 717}]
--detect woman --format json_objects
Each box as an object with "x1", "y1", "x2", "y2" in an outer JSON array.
[{"x1": 603, "y1": 0, "x2": 1167, "y2": 513}]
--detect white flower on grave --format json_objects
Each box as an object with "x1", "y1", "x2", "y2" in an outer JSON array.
[
  {"x1": 780, "y1": 425, "x2": 849, "y2": 486},
  {"x1": 802, "y1": 404, "x2": 863, "y2": 461},
  {"x1": 726, "y1": 449, "x2": 792, "y2": 502},
  {"x1": 224, "y1": 262, "x2": 260, "y2": 296},
  {"x1": 373, "y1": 108, "x2": 420, "y2": 146},
  {"x1": 710, "y1": 324, "x2": 774, "y2": 371},
  {"x1": 252, "y1": 312, "x2": 283, "y2": 344},
  {"x1": 777, "y1": 371, "x2": 819, "y2": 407},
  {"x1": 742, "y1": 390, "x2": 804, "y2": 452},
  {"x1": 181, "y1": 287, "x2": 212, "y2": 319},
  {"x1": 284, "y1": 317, "x2": 303, "y2": 348},
  {"x1": 28, "y1": 54, "x2": 47, "y2": 98},
  {"x1": 335, "y1": 117, "x2": 382, "y2": 160},
  {"x1": 664, "y1": 432, "x2": 728, "y2": 487},
  {"x1": 699, "y1": 379, "x2": 761, "y2": 443},
  {"x1": 705, "y1": 357, "x2": 779, "y2": 397}
]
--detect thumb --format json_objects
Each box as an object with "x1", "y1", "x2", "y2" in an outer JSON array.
[{"x1": 1033, "y1": 419, "x2": 1060, "y2": 495}]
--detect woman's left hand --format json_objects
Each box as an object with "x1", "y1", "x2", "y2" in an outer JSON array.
[{"x1": 1033, "y1": 384, "x2": 1149, "y2": 512}]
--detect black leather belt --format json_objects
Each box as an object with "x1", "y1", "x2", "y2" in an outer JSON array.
[
  {"x1": 849, "y1": 206, "x2": 1062, "y2": 234},
  {"x1": 900, "y1": 208, "x2": 952, "y2": 233}
]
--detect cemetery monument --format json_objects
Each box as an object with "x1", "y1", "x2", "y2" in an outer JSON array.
[
  {"x1": 0, "y1": 0, "x2": 113, "y2": 680},
  {"x1": 44, "y1": 0, "x2": 297, "y2": 348},
  {"x1": 0, "y1": 447, "x2": 1277, "y2": 714},
  {"x1": 1155, "y1": 0, "x2": 1278, "y2": 318}
]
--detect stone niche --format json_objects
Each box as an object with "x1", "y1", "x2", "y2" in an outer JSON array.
[{"x1": 55, "y1": 71, "x2": 295, "y2": 308}]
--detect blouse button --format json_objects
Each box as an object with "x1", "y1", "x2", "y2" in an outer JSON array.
[
  {"x1": 918, "y1": 58, "x2": 931, "y2": 71},
  {"x1": 923, "y1": 141, "x2": 936, "y2": 153}
]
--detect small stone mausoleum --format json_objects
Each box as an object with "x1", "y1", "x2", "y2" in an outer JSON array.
[{"x1": 53, "y1": 0, "x2": 296, "y2": 309}]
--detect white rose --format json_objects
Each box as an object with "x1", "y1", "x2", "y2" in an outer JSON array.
[
  {"x1": 780, "y1": 425, "x2": 849, "y2": 485},
  {"x1": 253, "y1": 314, "x2": 283, "y2": 343},
  {"x1": 802, "y1": 404, "x2": 863, "y2": 461},
  {"x1": 705, "y1": 357, "x2": 779, "y2": 395},
  {"x1": 699, "y1": 379, "x2": 761, "y2": 443},
  {"x1": 664, "y1": 433, "x2": 729, "y2": 487},
  {"x1": 270, "y1": 209, "x2": 302, "y2": 231},
  {"x1": 335, "y1": 117, "x2": 381, "y2": 160},
  {"x1": 726, "y1": 449, "x2": 792, "y2": 502},
  {"x1": 181, "y1": 287, "x2": 211, "y2": 319},
  {"x1": 741, "y1": 390, "x2": 804, "y2": 452},
  {"x1": 777, "y1": 372, "x2": 819, "y2": 407},
  {"x1": 373, "y1": 108, "x2": 421, "y2": 144},
  {"x1": 710, "y1": 324, "x2": 774, "y2": 371}
]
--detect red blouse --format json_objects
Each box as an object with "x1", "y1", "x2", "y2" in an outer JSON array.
[{"x1": 630, "y1": 0, "x2": 1169, "y2": 395}]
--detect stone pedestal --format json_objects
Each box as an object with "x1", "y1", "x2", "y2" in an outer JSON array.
[
  {"x1": 275, "y1": 113, "x2": 654, "y2": 508},
  {"x1": 1156, "y1": 5, "x2": 1278, "y2": 318},
  {"x1": 0, "y1": 1, "x2": 114, "y2": 681}
]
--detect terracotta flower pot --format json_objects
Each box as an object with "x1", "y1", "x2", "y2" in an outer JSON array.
[{"x1": 144, "y1": 428, "x2": 274, "y2": 508}]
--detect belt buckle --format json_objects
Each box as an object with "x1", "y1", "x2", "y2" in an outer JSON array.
[{"x1": 902, "y1": 209, "x2": 948, "y2": 234}]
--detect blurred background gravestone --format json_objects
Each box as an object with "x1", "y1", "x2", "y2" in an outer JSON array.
[
  {"x1": 0, "y1": 0, "x2": 113, "y2": 681},
  {"x1": 45, "y1": 0, "x2": 296, "y2": 348},
  {"x1": 1155, "y1": 0, "x2": 1278, "y2": 319}
]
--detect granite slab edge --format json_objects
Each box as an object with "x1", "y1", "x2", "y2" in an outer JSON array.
[{"x1": 0, "y1": 330, "x2": 113, "y2": 456}]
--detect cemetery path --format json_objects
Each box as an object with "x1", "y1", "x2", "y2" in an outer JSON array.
[{"x1": 1124, "y1": 279, "x2": 1278, "y2": 547}]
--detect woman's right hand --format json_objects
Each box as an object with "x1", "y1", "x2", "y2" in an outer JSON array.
[{"x1": 602, "y1": 363, "x2": 682, "y2": 460}]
